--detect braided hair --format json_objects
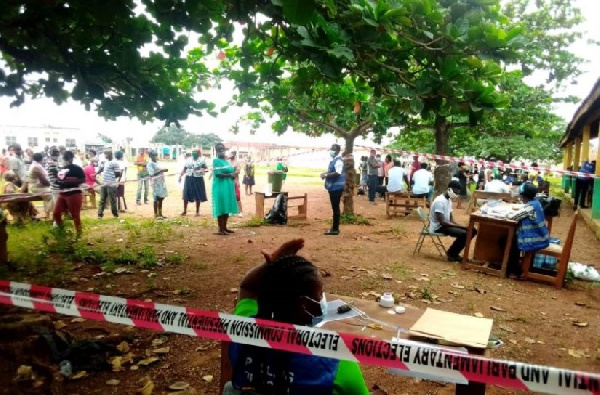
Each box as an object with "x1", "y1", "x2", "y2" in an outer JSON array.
[
  {"x1": 256, "y1": 255, "x2": 320, "y2": 325},
  {"x1": 235, "y1": 255, "x2": 321, "y2": 394}
]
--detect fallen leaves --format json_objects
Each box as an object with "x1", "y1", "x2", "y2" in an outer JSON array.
[
  {"x1": 170, "y1": 381, "x2": 190, "y2": 391},
  {"x1": 367, "y1": 323, "x2": 383, "y2": 330},
  {"x1": 474, "y1": 287, "x2": 487, "y2": 295},
  {"x1": 111, "y1": 356, "x2": 123, "y2": 372},
  {"x1": 381, "y1": 273, "x2": 393, "y2": 280},
  {"x1": 71, "y1": 371, "x2": 88, "y2": 380},
  {"x1": 568, "y1": 349, "x2": 586, "y2": 358},
  {"x1": 474, "y1": 312, "x2": 484, "y2": 318},
  {"x1": 152, "y1": 347, "x2": 170, "y2": 354},
  {"x1": 16, "y1": 365, "x2": 33, "y2": 381},
  {"x1": 71, "y1": 318, "x2": 86, "y2": 323},
  {"x1": 490, "y1": 306, "x2": 505, "y2": 312},
  {"x1": 573, "y1": 321, "x2": 589, "y2": 328},
  {"x1": 138, "y1": 357, "x2": 160, "y2": 366},
  {"x1": 54, "y1": 320, "x2": 67, "y2": 330},
  {"x1": 202, "y1": 375, "x2": 214, "y2": 383},
  {"x1": 137, "y1": 376, "x2": 154, "y2": 395},
  {"x1": 117, "y1": 341, "x2": 130, "y2": 353},
  {"x1": 524, "y1": 338, "x2": 536, "y2": 344},
  {"x1": 151, "y1": 338, "x2": 165, "y2": 347},
  {"x1": 450, "y1": 283, "x2": 465, "y2": 289},
  {"x1": 106, "y1": 379, "x2": 120, "y2": 386}
]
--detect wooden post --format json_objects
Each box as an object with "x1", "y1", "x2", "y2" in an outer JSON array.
[
  {"x1": 573, "y1": 138, "x2": 582, "y2": 169},
  {"x1": 581, "y1": 124, "x2": 591, "y2": 162}
]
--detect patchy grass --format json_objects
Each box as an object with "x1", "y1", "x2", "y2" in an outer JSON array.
[
  {"x1": 339, "y1": 213, "x2": 370, "y2": 225},
  {"x1": 237, "y1": 217, "x2": 265, "y2": 227},
  {"x1": 121, "y1": 219, "x2": 177, "y2": 243},
  {"x1": 391, "y1": 262, "x2": 412, "y2": 280}
]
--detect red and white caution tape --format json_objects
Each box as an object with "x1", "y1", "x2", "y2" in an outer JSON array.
[{"x1": 0, "y1": 280, "x2": 598, "y2": 394}]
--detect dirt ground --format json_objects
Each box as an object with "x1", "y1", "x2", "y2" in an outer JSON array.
[{"x1": 1, "y1": 170, "x2": 599, "y2": 395}]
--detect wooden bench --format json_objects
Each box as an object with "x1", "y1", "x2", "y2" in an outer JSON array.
[
  {"x1": 467, "y1": 191, "x2": 519, "y2": 213},
  {"x1": 254, "y1": 192, "x2": 308, "y2": 221},
  {"x1": 385, "y1": 192, "x2": 426, "y2": 218}
]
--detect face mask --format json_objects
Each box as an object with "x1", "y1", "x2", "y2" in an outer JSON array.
[
  {"x1": 304, "y1": 293, "x2": 327, "y2": 327},
  {"x1": 329, "y1": 150, "x2": 337, "y2": 158},
  {"x1": 192, "y1": 153, "x2": 199, "y2": 160},
  {"x1": 447, "y1": 188, "x2": 458, "y2": 199}
]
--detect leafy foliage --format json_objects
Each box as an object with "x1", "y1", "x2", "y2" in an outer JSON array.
[{"x1": 151, "y1": 125, "x2": 222, "y2": 149}]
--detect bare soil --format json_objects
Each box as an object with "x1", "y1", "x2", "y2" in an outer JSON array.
[{"x1": 1, "y1": 174, "x2": 599, "y2": 395}]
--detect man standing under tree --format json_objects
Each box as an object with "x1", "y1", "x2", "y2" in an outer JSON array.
[
  {"x1": 321, "y1": 144, "x2": 345, "y2": 236},
  {"x1": 367, "y1": 150, "x2": 380, "y2": 205},
  {"x1": 97, "y1": 150, "x2": 121, "y2": 219}
]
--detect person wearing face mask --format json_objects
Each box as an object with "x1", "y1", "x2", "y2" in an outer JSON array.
[
  {"x1": 275, "y1": 157, "x2": 288, "y2": 183},
  {"x1": 178, "y1": 149, "x2": 208, "y2": 216},
  {"x1": 430, "y1": 180, "x2": 477, "y2": 262},
  {"x1": 320, "y1": 144, "x2": 345, "y2": 236},
  {"x1": 212, "y1": 143, "x2": 238, "y2": 235},
  {"x1": 226, "y1": 239, "x2": 369, "y2": 395}
]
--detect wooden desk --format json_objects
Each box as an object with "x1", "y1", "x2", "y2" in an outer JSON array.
[
  {"x1": 462, "y1": 214, "x2": 518, "y2": 277},
  {"x1": 325, "y1": 295, "x2": 489, "y2": 395}
]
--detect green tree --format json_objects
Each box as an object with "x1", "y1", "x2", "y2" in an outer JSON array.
[
  {"x1": 151, "y1": 125, "x2": 188, "y2": 146},
  {"x1": 0, "y1": 0, "x2": 224, "y2": 122},
  {"x1": 185, "y1": 132, "x2": 223, "y2": 149}
]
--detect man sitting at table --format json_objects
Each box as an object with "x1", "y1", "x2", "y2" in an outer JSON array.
[
  {"x1": 483, "y1": 173, "x2": 510, "y2": 207},
  {"x1": 505, "y1": 182, "x2": 550, "y2": 279},
  {"x1": 430, "y1": 180, "x2": 476, "y2": 262},
  {"x1": 376, "y1": 160, "x2": 409, "y2": 197}
]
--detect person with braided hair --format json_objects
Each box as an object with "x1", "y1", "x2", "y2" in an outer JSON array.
[{"x1": 225, "y1": 239, "x2": 370, "y2": 395}]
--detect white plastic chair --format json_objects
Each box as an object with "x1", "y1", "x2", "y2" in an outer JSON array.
[{"x1": 412, "y1": 207, "x2": 447, "y2": 256}]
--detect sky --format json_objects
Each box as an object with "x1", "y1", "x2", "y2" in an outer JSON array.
[{"x1": 1, "y1": 0, "x2": 599, "y2": 148}]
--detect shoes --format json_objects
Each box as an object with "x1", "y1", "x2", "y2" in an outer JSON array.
[
  {"x1": 447, "y1": 255, "x2": 462, "y2": 262},
  {"x1": 144, "y1": 201, "x2": 149, "y2": 204},
  {"x1": 324, "y1": 229, "x2": 340, "y2": 235},
  {"x1": 136, "y1": 201, "x2": 141, "y2": 206},
  {"x1": 369, "y1": 201, "x2": 377, "y2": 205}
]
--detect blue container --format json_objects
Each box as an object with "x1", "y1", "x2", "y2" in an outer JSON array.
[{"x1": 532, "y1": 237, "x2": 560, "y2": 270}]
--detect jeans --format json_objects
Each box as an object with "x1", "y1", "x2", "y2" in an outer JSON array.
[
  {"x1": 574, "y1": 178, "x2": 590, "y2": 208},
  {"x1": 137, "y1": 175, "x2": 149, "y2": 203},
  {"x1": 328, "y1": 189, "x2": 343, "y2": 231},
  {"x1": 438, "y1": 226, "x2": 477, "y2": 257},
  {"x1": 367, "y1": 174, "x2": 379, "y2": 202},
  {"x1": 98, "y1": 186, "x2": 118, "y2": 217}
]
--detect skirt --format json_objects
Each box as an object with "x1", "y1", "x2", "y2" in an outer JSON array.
[
  {"x1": 183, "y1": 176, "x2": 207, "y2": 202},
  {"x1": 242, "y1": 175, "x2": 255, "y2": 186}
]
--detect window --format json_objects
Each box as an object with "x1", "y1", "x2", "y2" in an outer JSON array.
[
  {"x1": 27, "y1": 137, "x2": 38, "y2": 147},
  {"x1": 53, "y1": 138, "x2": 58, "y2": 143},
  {"x1": 45, "y1": 137, "x2": 51, "y2": 143},
  {"x1": 5, "y1": 136, "x2": 16, "y2": 146},
  {"x1": 66, "y1": 139, "x2": 76, "y2": 147}
]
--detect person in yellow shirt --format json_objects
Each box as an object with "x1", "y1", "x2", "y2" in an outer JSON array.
[{"x1": 135, "y1": 149, "x2": 150, "y2": 205}]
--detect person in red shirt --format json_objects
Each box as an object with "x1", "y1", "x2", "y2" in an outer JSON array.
[{"x1": 84, "y1": 160, "x2": 98, "y2": 208}]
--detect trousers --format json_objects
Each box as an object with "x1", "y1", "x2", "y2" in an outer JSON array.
[
  {"x1": 328, "y1": 189, "x2": 343, "y2": 231},
  {"x1": 438, "y1": 226, "x2": 477, "y2": 257}
]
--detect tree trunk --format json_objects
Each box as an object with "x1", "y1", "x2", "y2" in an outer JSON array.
[
  {"x1": 342, "y1": 134, "x2": 356, "y2": 215},
  {"x1": 434, "y1": 115, "x2": 451, "y2": 196}
]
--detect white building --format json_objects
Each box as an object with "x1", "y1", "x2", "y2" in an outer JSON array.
[{"x1": 0, "y1": 124, "x2": 83, "y2": 151}]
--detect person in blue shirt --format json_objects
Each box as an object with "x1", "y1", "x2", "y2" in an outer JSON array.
[
  {"x1": 506, "y1": 182, "x2": 550, "y2": 279},
  {"x1": 321, "y1": 144, "x2": 345, "y2": 236},
  {"x1": 227, "y1": 239, "x2": 372, "y2": 395},
  {"x1": 574, "y1": 160, "x2": 595, "y2": 210}
]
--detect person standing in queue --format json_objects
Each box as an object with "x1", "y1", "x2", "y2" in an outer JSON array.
[
  {"x1": 366, "y1": 150, "x2": 380, "y2": 205},
  {"x1": 54, "y1": 151, "x2": 86, "y2": 237},
  {"x1": 147, "y1": 150, "x2": 168, "y2": 219},
  {"x1": 178, "y1": 149, "x2": 208, "y2": 216},
  {"x1": 212, "y1": 143, "x2": 238, "y2": 235},
  {"x1": 321, "y1": 144, "x2": 345, "y2": 236}
]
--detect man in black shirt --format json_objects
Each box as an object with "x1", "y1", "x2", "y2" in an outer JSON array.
[{"x1": 54, "y1": 151, "x2": 86, "y2": 237}]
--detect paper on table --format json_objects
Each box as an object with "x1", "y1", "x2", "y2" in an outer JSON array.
[
  {"x1": 409, "y1": 308, "x2": 493, "y2": 349},
  {"x1": 314, "y1": 299, "x2": 361, "y2": 328}
]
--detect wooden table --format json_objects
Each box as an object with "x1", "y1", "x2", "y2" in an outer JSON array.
[
  {"x1": 324, "y1": 295, "x2": 489, "y2": 395},
  {"x1": 461, "y1": 213, "x2": 518, "y2": 277},
  {"x1": 254, "y1": 191, "x2": 288, "y2": 219}
]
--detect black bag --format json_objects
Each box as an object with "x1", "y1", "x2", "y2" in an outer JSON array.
[
  {"x1": 538, "y1": 196, "x2": 562, "y2": 218},
  {"x1": 264, "y1": 194, "x2": 288, "y2": 225}
]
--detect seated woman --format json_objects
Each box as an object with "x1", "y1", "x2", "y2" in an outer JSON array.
[
  {"x1": 226, "y1": 239, "x2": 370, "y2": 395},
  {"x1": 2, "y1": 171, "x2": 38, "y2": 223},
  {"x1": 506, "y1": 182, "x2": 550, "y2": 279}
]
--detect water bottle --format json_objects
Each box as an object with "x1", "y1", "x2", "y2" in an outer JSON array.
[{"x1": 59, "y1": 360, "x2": 72, "y2": 377}]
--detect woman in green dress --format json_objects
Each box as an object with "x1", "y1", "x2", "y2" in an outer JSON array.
[{"x1": 212, "y1": 143, "x2": 238, "y2": 235}]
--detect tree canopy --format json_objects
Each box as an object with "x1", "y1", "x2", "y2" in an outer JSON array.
[{"x1": 151, "y1": 125, "x2": 222, "y2": 149}]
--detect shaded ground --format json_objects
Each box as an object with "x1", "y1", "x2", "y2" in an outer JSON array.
[{"x1": 1, "y1": 169, "x2": 599, "y2": 394}]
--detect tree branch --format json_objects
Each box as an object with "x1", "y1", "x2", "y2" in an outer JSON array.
[{"x1": 297, "y1": 114, "x2": 348, "y2": 136}]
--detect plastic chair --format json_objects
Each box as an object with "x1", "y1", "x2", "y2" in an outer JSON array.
[
  {"x1": 521, "y1": 213, "x2": 578, "y2": 289},
  {"x1": 412, "y1": 207, "x2": 447, "y2": 256}
]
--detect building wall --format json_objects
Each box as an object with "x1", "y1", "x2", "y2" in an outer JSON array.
[{"x1": 0, "y1": 125, "x2": 83, "y2": 151}]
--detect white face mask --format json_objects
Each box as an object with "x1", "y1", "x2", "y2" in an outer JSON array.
[
  {"x1": 329, "y1": 150, "x2": 337, "y2": 158},
  {"x1": 447, "y1": 188, "x2": 458, "y2": 199}
]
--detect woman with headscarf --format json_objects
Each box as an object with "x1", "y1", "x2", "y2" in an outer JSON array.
[
  {"x1": 212, "y1": 143, "x2": 238, "y2": 235},
  {"x1": 178, "y1": 149, "x2": 208, "y2": 216},
  {"x1": 147, "y1": 150, "x2": 168, "y2": 219}
]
